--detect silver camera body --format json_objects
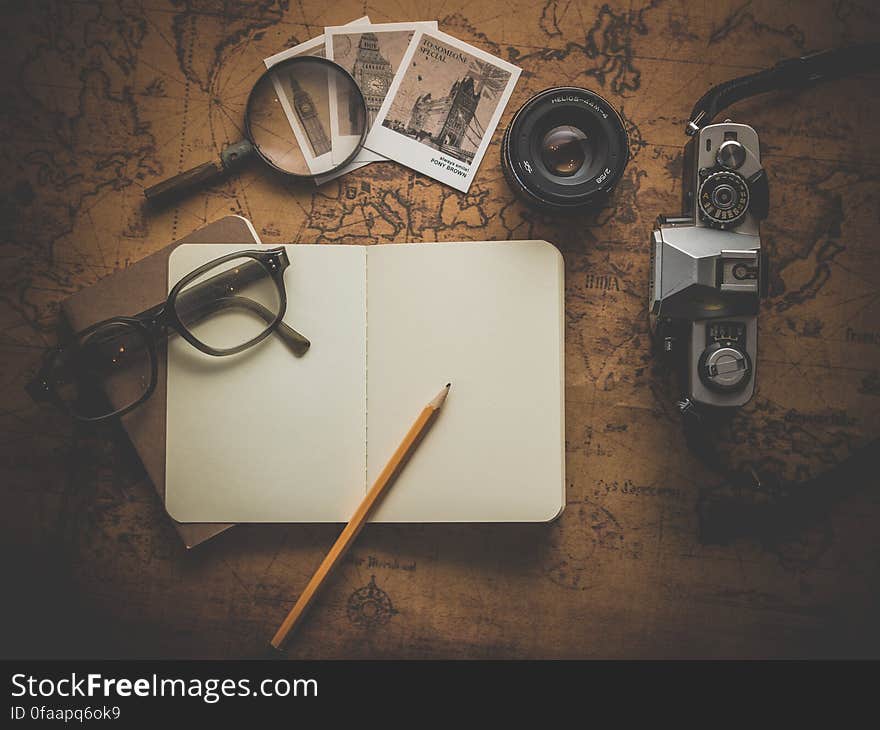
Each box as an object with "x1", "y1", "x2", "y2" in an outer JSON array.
[{"x1": 649, "y1": 121, "x2": 769, "y2": 410}]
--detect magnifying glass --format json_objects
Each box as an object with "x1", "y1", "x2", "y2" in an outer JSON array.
[{"x1": 144, "y1": 56, "x2": 367, "y2": 202}]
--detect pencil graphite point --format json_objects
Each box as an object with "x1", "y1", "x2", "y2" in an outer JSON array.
[{"x1": 430, "y1": 383, "x2": 451, "y2": 409}]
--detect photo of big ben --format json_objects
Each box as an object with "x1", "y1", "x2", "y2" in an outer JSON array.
[
  {"x1": 328, "y1": 25, "x2": 429, "y2": 137},
  {"x1": 289, "y1": 76, "x2": 331, "y2": 156},
  {"x1": 351, "y1": 33, "x2": 394, "y2": 126}
]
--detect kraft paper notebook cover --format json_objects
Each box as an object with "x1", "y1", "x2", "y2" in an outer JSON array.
[
  {"x1": 165, "y1": 240, "x2": 565, "y2": 523},
  {"x1": 61, "y1": 215, "x2": 261, "y2": 548}
]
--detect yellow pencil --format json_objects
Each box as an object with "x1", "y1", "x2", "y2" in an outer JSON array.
[{"x1": 270, "y1": 383, "x2": 451, "y2": 650}]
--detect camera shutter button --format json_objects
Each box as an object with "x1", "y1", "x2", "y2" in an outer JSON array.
[
  {"x1": 716, "y1": 140, "x2": 746, "y2": 170},
  {"x1": 699, "y1": 343, "x2": 751, "y2": 392}
]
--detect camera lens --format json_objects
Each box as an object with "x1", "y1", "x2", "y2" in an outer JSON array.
[
  {"x1": 501, "y1": 87, "x2": 629, "y2": 211},
  {"x1": 541, "y1": 125, "x2": 591, "y2": 176}
]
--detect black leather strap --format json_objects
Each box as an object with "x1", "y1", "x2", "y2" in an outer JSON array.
[
  {"x1": 696, "y1": 434, "x2": 878, "y2": 545},
  {"x1": 686, "y1": 42, "x2": 880, "y2": 135},
  {"x1": 680, "y1": 400, "x2": 878, "y2": 544}
]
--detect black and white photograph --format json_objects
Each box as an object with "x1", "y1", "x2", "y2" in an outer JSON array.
[
  {"x1": 366, "y1": 30, "x2": 520, "y2": 192},
  {"x1": 325, "y1": 21, "x2": 437, "y2": 167}
]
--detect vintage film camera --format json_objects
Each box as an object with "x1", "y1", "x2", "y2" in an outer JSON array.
[
  {"x1": 649, "y1": 43, "x2": 878, "y2": 423},
  {"x1": 649, "y1": 120, "x2": 768, "y2": 414}
]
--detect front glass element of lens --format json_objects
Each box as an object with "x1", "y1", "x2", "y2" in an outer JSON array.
[
  {"x1": 51, "y1": 322, "x2": 152, "y2": 419},
  {"x1": 540, "y1": 125, "x2": 592, "y2": 176},
  {"x1": 174, "y1": 257, "x2": 282, "y2": 352},
  {"x1": 249, "y1": 57, "x2": 367, "y2": 176}
]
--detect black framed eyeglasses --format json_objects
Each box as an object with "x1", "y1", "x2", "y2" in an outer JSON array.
[{"x1": 26, "y1": 247, "x2": 310, "y2": 422}]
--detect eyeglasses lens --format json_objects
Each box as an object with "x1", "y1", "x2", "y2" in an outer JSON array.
[
  {"x1": 173, "y1": 256, "x2": 283, "y2": 353},
  {"x1": 50, "y1": 321, "x2": 153, "y2": 419}
]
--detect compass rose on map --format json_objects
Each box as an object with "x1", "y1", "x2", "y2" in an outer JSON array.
[{"x1": 346, "y1": 575, "x2": 398, "y2": 628}]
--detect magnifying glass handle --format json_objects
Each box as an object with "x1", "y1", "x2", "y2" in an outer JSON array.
[{"x1": 144, "y1": 140, "x2": 254, "y2": 203}]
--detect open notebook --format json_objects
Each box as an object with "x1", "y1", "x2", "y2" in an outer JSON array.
[{"x1": 165, "y1": 241, "x2": 565, "y2": 523}]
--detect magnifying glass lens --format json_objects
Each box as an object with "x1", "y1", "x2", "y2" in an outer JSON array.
[
  {"x1": 144, "y1": 56, "x2": 368, "y2": 202},
  {"x1": 249, "y1": 57, "x2": 367, "y2": 177}
]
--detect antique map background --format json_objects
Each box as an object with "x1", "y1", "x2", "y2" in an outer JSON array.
[{"x1": 1, "y1": 0, "x2": 878, "y2": 658}]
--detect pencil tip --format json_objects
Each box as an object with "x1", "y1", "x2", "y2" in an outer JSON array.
[{"x1": 430, "y1": 383, "x2": 451, "y2": 408}]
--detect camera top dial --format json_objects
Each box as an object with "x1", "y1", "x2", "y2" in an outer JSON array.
[
  {"x1": 698, "y1": 169, "x2": 750, "y2": 228},
  {"x1": 715, "y1": 139, "x2": 747, "y2": 170},
  {"x1": 685, "y1": 122, "x2": 768, "y2": 235}
]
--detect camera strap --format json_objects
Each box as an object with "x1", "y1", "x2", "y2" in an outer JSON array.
[
  {"x1": 680, "y1": 400, "x2": 877, "y2": 544},
  {"x1": 685, "y1": 41, "x2": 880, "y2": 135}
]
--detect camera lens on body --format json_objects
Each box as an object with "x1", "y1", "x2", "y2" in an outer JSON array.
[{"x1": 501, "y1": 87, "x2": 629, "y2": 212}]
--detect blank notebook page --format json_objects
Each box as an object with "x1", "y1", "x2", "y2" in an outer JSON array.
[
  {"x1": 366, "y1": 241, "x2": 565, "y2": 522},
  {"x1": 165, "y1": 244, "x2": 367, "y2": 523},
  {"x1": 165, "y1": 241, "x2": 564, "y2": 523}
]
